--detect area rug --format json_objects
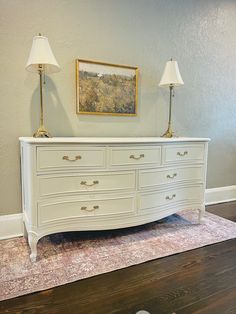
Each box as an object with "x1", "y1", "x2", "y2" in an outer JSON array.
[{"x1": 1, "y1": 210, "x2": 236, "y2": 301}]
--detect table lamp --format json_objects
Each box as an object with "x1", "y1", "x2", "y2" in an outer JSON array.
[
  {"x1": 26, "y1": 34, "x2": 60, "y2": 137},
  {"x1": 159, "y1": 59, "x2": 184, "y2": 137}
]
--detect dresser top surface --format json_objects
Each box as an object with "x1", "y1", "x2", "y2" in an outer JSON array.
[{"x1": 19, "y1": 137, "x2": 210, "y2": 144}]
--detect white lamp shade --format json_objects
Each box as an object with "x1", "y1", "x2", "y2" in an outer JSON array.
[
  {"x1": 26, "y1": 35, "x2": 60, "y2": 73},
  {"x1": 159, "y1": 60, "x2": 184, "y2": 87}
]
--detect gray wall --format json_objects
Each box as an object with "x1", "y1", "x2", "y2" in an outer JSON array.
[{"x1": 0, "y1": 0, "x2": 236, "y2": 215}]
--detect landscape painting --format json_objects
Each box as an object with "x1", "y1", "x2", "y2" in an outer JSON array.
[{"x1": 76, "y1": 59, "x2": 138, "y2": 115}]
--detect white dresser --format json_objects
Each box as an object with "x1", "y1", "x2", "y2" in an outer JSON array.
[{"x1": 19, "y1": 137, "x2": 209, "y2": 261}]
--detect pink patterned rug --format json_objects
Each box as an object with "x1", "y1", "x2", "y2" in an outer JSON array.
[{"x1": 1, "y1": 210, "x2": 236, "y2": 301}]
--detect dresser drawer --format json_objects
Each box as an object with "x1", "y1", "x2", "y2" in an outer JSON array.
[
  {"x1": 109, "y1": 146, "x2": 161, "y2": 167},
  {"x1": 36, "y1": 146, "x2": 106, "y2": 171},
  {"x1": 38, "y1": 171, "x2": 135, "y2": 197},
  {"x1": 37, "y1": 194, "x2": 135, "y2": 226},
  {"x1": 139, "y1": 166, "x2": 204, "y2": 189},
  {"x1": 163, "y1": 144, "x2": 205, "y2": 164},
  {"x1": 139, "y1": 185, "x2": 203, "y2": 211}
]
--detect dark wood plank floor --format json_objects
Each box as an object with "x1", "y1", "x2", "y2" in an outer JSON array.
[{"x1": 0, "y1": 202, "x2": 236, "y2": 314}]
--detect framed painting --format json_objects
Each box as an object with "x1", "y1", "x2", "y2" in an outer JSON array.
[{"x1": 76, "y1": 59, "x2": 138, "y2": 116}]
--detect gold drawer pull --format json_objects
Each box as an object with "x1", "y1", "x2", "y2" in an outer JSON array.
[
  {"x1": 130, "y1": 154, "x2": 145, "y2": 160},
  {"x1": 80, "y1": 180, "x2": 99, "y2": 187},
  {"x1": 166, "y1": 194, "x2": 176, "y2": 200},
  {"x1": 167, "y1": 173, "x2": 177, "y2": 179},
  {"x1": 81, "y1": 205, "x2": 99, "y2": 212},
  {"x1": 177, "y1": 151, "x2": 188, "y2": 156},
  {"x1": 62, "y1": 155, "x2": 82, "y2": 161}
]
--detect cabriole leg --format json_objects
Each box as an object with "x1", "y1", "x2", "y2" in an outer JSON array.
[
  {"x1": 198, "y1": 205, "x2": 205, "y2": 224},
  {"x1": 28, "y1": 233, "x2": 39, "y2": 262}
]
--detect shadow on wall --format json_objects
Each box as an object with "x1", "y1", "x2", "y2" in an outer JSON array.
[{"x1": 30, "y1": 77, "x2": 73, "y2": 137}]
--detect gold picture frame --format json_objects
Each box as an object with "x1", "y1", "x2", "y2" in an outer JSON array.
[{"x1": 76, "y1": 59, "x2": 138, "y2": 116}]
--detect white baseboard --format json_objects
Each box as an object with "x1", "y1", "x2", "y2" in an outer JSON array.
[
  {"x1": 205, "y1": 185, "x2": 236, "y2": 205},
  {"x1": 0, "y1": 185, "x2": 235, "y2": 240},
  {"x1": 0, "y1": 213, "x2": 23, "y2": 240}
]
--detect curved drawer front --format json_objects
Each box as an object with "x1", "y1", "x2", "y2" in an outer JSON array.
[
  {"x1": 37, "y1": 146, "x2": 106, "y2": 171},
  {"x1": 38, "y1": 194, "x2": 135, "y2": 226},
  {"x1": 139, "y1": 166, "x2": 204, "y2": 189},
  {"x1": 109, "y1": 146, "x2": 161, "y2": 167},
  {"x1": 139, "y1": 185, "x2": 203, "y2": 211},
  {"x1": 39, "y1": 171, "x2": 136, "y2": 197},
  {"x1": 163, "y1": 144, "x2": 205, "y2": 164}
]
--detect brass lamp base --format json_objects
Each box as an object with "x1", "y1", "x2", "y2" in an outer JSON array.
[
  {"x1": 33, "y1": 126, "x2": 51, "y2": 138},
  {"x1": 161, "y1": 127, "x2": 174, "y2": 138}
]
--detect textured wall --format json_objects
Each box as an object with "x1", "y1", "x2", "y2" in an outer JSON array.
[{"x1": 0, "y1": 0, "x2": 236, "y2": 215}]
